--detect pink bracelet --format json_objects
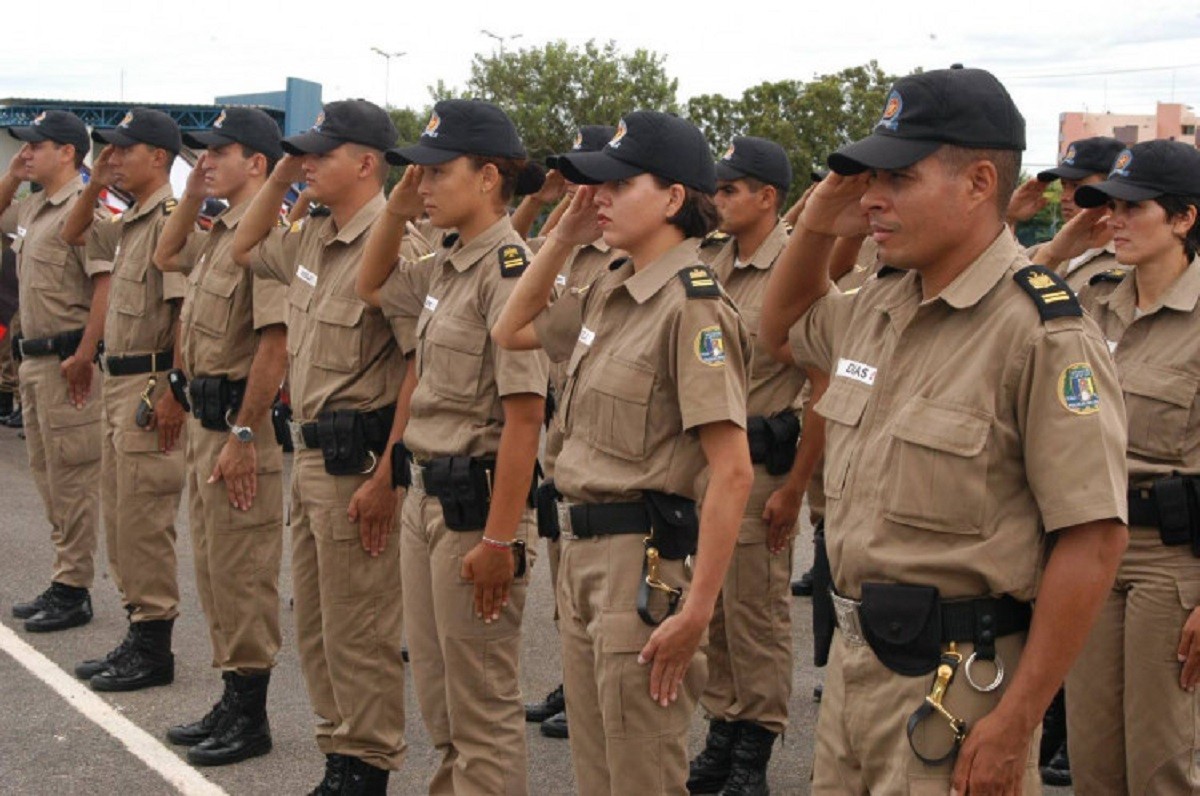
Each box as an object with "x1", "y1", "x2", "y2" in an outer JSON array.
[{"x1": 481, "y1": 536, "x2": 514, "y2": 550}]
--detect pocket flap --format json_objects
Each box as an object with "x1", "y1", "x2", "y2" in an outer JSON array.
[
  {"x1": 600, "y1": 610, "x2": 652, "y2": 654},
  {"x1": 46, "y1": 402, "x2": 100, "y2": 431},
  {"x1": 287, "y1": 278, "x2": 313, "y2": 311},
  {"x1": 593, "y1": 357, "x2": 653, "y2": 404},
  {"x1": 29, "y1": 240, "x2": 68, "y2": 264},
  {"x1": 891, "y1": 398, "x2": 990, "y2": 457},
  {"x1": 426, "y1": 314, "x2": 487, "y2": 354},
  {"x1": 815, "y1": 377, "x2": 870, "y2": 427},
  {"x1": 199, "y1": 268, "x2": 241, "y2": 298},
  {"x1": 315, "y1": 296, "x2": 365, "y2": 328},
  {"x1": 1124, "y1": 364, "x2": 1197, "y2": 409}
]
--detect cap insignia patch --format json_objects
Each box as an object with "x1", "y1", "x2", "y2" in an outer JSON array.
[
  {"x1": 1063, "y1": 144, "x2": 1076, "y2": 165},
  {"x1": 1058, "y1": 363, "x2": 1100, "y2": 415},
  {"x1": 119, "y1": 111, "x2": 134, "y2": 128},
  {"x1": 33, "y1": 112, "x2": 46, "y2": 126},
  {"x1": 423, "y1": 111, "x2": 441, "y2": 139},
  {"x1": 213, "y1": 110, "x2": 227, "y2": 129},
  {"x1": 571, "y1": 131, "x2": 583, "y2": 150},
  {"x1": 878, "y1": 90, "x2": 903, "y2": 131},
  {"x1": 722, "y1": 142, "x2": 736, "y2": 161},
  {"x1": 1111, "y1": 149, "x2": 1133, "y2": 177},
  {"x1": 312, "y1": 111, "x2": 325, "y2": 131},
  {"x1": 608, "y1": 119, "x2": 627, "y2": 150}
]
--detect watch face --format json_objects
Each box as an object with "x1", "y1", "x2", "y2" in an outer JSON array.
[{"x1": 234, "y1": 427, "x2": 254, "y2": 442}]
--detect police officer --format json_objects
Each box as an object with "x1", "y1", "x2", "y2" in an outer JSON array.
[
  {"x1": 687, "y1": 135, "x2": 821, "y2": 795},
  {"x1": 232, "y1": 99, "x2": 422, "y2": 794},
  {"x1": 759, "y1": 67, "x2": 1129, "y2": 793},
  {"x1": 493, "y1": 111, "x2": 755, "y2": 796},
  {"x1": 1057, "y1": 139, "x2": 1200, "y2": 795},
  {"x1": 0, "y1": 111, "x2": 105, "y2": 632},
  {"x1": 149, "y1": 107, "x2": 288, "y2": 766},
  {"x1": 59, "y1": 108, "x2": 189, "y2": 691},
  {"x1": 357, "y1": 98, "x2": 550, "y2": 796}
]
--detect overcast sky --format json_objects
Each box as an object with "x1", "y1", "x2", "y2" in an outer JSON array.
[{"x1": 4, "y1": 0, "x2": 1199, "y2": 170}]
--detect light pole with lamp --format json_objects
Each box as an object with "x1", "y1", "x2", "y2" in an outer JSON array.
[
  {"x1": 479, "y1": 29, "x2": 523, "y2": 56},
  {"x1": 370, "y1": 47, "x2": 406, "y2": 109}
]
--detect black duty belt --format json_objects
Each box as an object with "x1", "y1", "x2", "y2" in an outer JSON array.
[
  {"x1": 14, "y1": 328, "x2": 84, "y2": 361},
  {"x1": 290, "y1": 405, "x2": 394, "y2": 454},
  {"x1": 560, "y1": 501, "x2": 651, "y2": 539},
  {"x1": 103, "y1": 349, "x2": 174, "y2": 377},
  {"x1": 1127, "y1": 477, "x2": 1199, "y2": 551}
]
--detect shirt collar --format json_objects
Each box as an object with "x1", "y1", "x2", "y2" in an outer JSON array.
[
  {"x1": 446, "y1": 215, "x2": 515, "y2": 273},
  {"x1": 46, "y1": 175, "x2": 84, "y2": 207},
  {"x1": 124, "y1": 183, "x2": 174, "y2": 223},
  {"x1": 937, "y1": 229, "x2": 1023, "y2": 310},
  {"x1": 1160, "y1": 257, "x2": 1200, "y2": 312},
  {"x1": 214, "y1": 198, "x2": 249, "y2": 231},
  {"x1": 624, "y1": 238, "x2": 703, "y2": 304},
  {"x1": 323, "y1": 193, "x2": 385, "y2": 246},
  {"x1": 734, "y1": 220, "x2": 789, "y2": 271}
]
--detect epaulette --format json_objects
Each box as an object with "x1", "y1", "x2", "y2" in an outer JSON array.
[
  {"x1": 162, "y1": 198, "x2": 178, "y2": 216},
  {"x1": 876, "y1": 265, "x2": 903, "y2": 278},
  {"x1": 309, "y1": 205, "x2": 331, "y2": 218},
  {"x1": 700, "y1": 230, "x2": 730, "y2": 248},
  {"x1": 442, "y1": 232, "x2": 460, "y2": 248},
  {"x1": 1013, "y1": 265, "x2": 1082, "y2": 321},
  {"x1": 498, "y1": 244, "x2": 529, "y2": 278},
  {"x1": 677, "y1": 264, "x2": 721, "y2": 298},
  {"x1": 608, "y1": 256, "x2": 629, "y2": 271},
  {"x1": 1089, "y1": 268, "x2": 1128, "y2": 286}
]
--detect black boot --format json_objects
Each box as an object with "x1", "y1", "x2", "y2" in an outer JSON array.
[
  {"x1": 76, "y1": 611, "x2": 136, "y2": 679},
  {"x1": 90, "y1": 619, "x2": 174, "y2": 691},
  {"x1": 13, "y1": 584, "x2": 55, "y2": 620},
  {"x1": 688, "y1": 719, "x2": 739, "y2": 794},
  {"x1": 340, "y1": 757, "x2": 389, "y2": 796},
  {"x1": 167, "y1": 672, "x2": 234, "y2": 746},
  {"x1": 5, "y1": 407, "x2": 22, "y2": 428},
  {"x1": 540, "y1": 710, "x2": 568, "y2": 738},
  {"x1": 1041, "y1": 741, "x2": 1071, "y2": 787},
  {"x1": 525, "y1": 683, "x2": 565, "y2": 722},
  {"x1": 308, "y1": 753, "x2": 349, "y2": 796},
  {"x1": 24, "y1": 583, "x2": 92, "y2": 632},
  {"x1": 719, "y1": 722, "x2": 777, "y2": 796},
  {"x1": 188, "y1": 671, "x2": 272, "y2": 766}
]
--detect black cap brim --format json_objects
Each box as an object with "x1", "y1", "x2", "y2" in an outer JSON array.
[
  {"x1": 386, "y1": 143, "x2": 462, "y2": 167},
  {"x1": 1074, "y1": 180, "x2": 1163, "y2": 208},
  {"x1": 556, "y1": 151, "x2": 643, "y2": 186},
  {"x1": 281, "y1": 130, "x2": 343, "y2": 156},
  {"x1": 182, "y1": 130, "x2": 237, "y2": 151},
  {"x1": 6, "y1": 127, "x2": 49, "y2": 143},
  {"x1": 92, "y1": 128, "x2": 139, "y2": 147},
  {"x1": 715, "y1": 162, "x2": 749, "y2": 182},
  {"x1": 1036, "y1": 165, "x2": 1097, "y2": 182},
  {"x1": 827, "y1": 134, "x2": 941, "y2": 175}
]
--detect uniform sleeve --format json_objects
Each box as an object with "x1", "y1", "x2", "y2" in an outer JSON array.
[
  {"x1": 533, "y1": 288, "x2": 584, "y2": 363},
  {"x1": 1017, "y1": 318, "x2": 1129, "y2": 532},
  {"x1": 486, "y1": 268, "x2": 549, "y2": 398},
  {"x1": 0, "y1": 202, "x2": 16, "y2": 236},
  {"x1": 155, "y1": 215, "x2": 187, "y2": 301},
  {"x1": 251, "y1": 272, "x2": 288, "y2": 331},
  {"x1": 87, "y1": 215, "x2": 121, "y2": 274},
  {"x1": 787, "y1": 288, "x2": 852, "y2": 374},
  {"x1": 174, "y1": 230, "x2": 207, "y2": 276},
  {"x1": 248, "y1": 222, "x2": 301, "y2": 285},
  {"x1": 378, "y1": 255, "x2": 434, "y2": 358},
  {"x1": 674, "y1": 296, "x2": 750, "y2": 431}
]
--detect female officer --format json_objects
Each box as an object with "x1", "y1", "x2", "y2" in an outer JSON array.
[
  {"x1": 356, "y1": 99, "x2": 548, "y2": 796},
  {"x1": 1045, "y1": 139, "x2": 1200, "y2": 794},
  {"x1": 491, "y1": 111, "x2": 754, "y2": 796}
]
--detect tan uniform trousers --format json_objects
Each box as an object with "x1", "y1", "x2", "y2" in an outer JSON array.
[
  {"x1": 548, "y1": 535, "x2": 562, "y2": 622},
  {"x1": 19, "y1": 355, "x2": 102, "y2": 588},
  {"x1": 99, "y1": 372, "x2": 186, "y2": 620},
  {"x1": 559, "y1": 533, "x2": 707, "y2": 796},
  {"x1": 185, "y1": 415, "x2": 283, "y2": 672},
  {"x1": 701, "y1": 467, "x2": 794, "y2": 734},
  {"x1": 401, "y1": 478, "x2": 535, "y2": 795},
  {"x1": 290, "y1": 451, "x2": 405, "y2": 770},
  {"x1": 1067, "y1": 529, "x2": 1200, "y2": 795},
  {"x1": 813, "y1": 631, "x2": 1041, "y2": 794},
  {"x1": 0, "y1": 318, "x2": 18, "y2": 393}
]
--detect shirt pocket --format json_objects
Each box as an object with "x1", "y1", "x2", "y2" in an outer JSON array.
[
  {"x1": 1123, "y1": 364, "x2": 1197, "y2": 461},
  {"x1": 581, "y1": 355, "x2": 654, "y2": 461},
  {"x1": 421, "y1": 313, "x2": 488, "y2": 402},
  {"x1": 285, "y1": 278, "x2": 314, "y2": 356},
  {"x1": 26, "y1": 240, "x2": 69, "y2": 289},
  {"x1": 558, "y1": 341, "x2": 589, "y2": 434},
  {"x1": 112, "y1": 248, "x2": 149, "y2": 318},
  {"x1": 311, "y1": 296, "x2": 365, "y2": 374},
  {"x1": 813, "y1": 377, "x2": 870, "y2": 500},
  {"x1": 883, "y1": 397, "x2": 991, "y2": 535},
  {"x1": 190, "y1": 268, "x2": 241, "y2": 338}
]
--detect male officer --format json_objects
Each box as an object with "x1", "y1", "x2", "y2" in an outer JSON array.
[
  {"x1": 232, "y1": 99, "x2": 425, "y2": 795},
  {"x1": 60, "y1": 108, "x2": 189, "y2": 691},
  {"x1": 151, "y1": 107, "x2": 288, "y2": 766},
  {"x1": 760, "y1": 66, "x2": 1129, "y2": 793},
  {"x1": 0, "y1": 111, "x2": 106, "y2": 632},
  {"x1": 688, "y1": 135, "x2": 824, "y2": 795}
]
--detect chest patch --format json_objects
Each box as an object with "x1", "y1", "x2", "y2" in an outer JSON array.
[
  {"x1": 498, "y1": 244, "x2": 528, "y2": 278},
  {"x1": 836, "y1": 357, "x2": 877, "y2": 386}
]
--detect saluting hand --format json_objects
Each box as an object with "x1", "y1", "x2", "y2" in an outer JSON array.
[
  {"x1": 548, "y1": 186, "x2": 600, "y2": 247},
  {"x1": 59, "y1": 353, "x2": 94, "y2": 408},
  {"x1": 5, "y1": 147, "x2": 28, "y2": 183},
  {"x1": 1005, "y1": 178, "x2": 1049, "y2": 226},
  {"x1": 1037, "y1": 206, "x2": 1111, "y2": 265},
  {"x1": 799, "y1": 172, "x2": 871, "y2": 237},
  {"x1": 269, "y1": 154, "x2": 305, "y2": 187},
  {"x1": 533, "y1": 169, "x2": 567, "y2": 205},
  {"x1": 763, "y1": 484, "x2": 800, "y2": 555},
  {"x1": 461, "y1": 541, "x2": 516, "y2": 623},
  {"x1": 386, "y1": 166, "x2": 425, "y2": 221},
  {"x1": 150, "y1": 388, "x2": 186, "y2": 453},
  {"x1": 209, "y1": 437, "x2": 258, "y2": 512},
  {"x1": 347, "y1": 472, "x2": 398, "y2": 557},
  {"x1": 184, "y1": 152, "x2": 212, "y2": 199},
  {"x1": 1177, "y1": 606, "x2": 1200, "y2": 691},
  {"x1": 638, "y1": 607, "x2": 708, "y2": 708},
  {"x1": 90, "y1": 146, "x2": 117, "y2": 188}
]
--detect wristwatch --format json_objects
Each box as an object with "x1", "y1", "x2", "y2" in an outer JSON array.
[{"x1": 230, "y1": 424, "x2": 255, "y2": 443}]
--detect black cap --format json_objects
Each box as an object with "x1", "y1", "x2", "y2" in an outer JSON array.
[
  {"x1": 92, "y1": 108, "x2": 182, "y2": 155},
  {"x1": 282, "y1": 100, "x2": 396, "y2": 155},
  {"x1": 715, "y1": 136, "x2": 792, "y2": 192},
  {"x1": 1075, "y1": 140, "x2": 1200, "y2": 207},
  {"x1": 1036, "y1": 136, "x2": 1125, "y2": 182},
  {"x1": 6, "y1": 110, "x2": 91, "y2": 158},
  {"x1": 556, "y1": 112, "x2": 716, "y2": 194},
  {"x1": 183, "y1": 107, "x2": 283, "y2": 161},
  {"x1": 828, "y1": 67, "x2": 1025, "y2": 176},
  {"x1": 387, "y1": 100, "x2": 525, "y2": 166},
  {"x1": 515, "y1": 161, "x2": 547, "y2": 196},
  {"x1": 810, "y1": 169, "x2": 828, "y2": 183},
  {"x1": 546, "y1": 125, "x2": 617, "y2": 169}
]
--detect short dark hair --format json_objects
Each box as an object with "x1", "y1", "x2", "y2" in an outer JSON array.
[
  {"x1": 653, "y1": 176, "x2": 719, "y2": 238},
  {"x1": 469, "y1": 155, "x2": 527, "y2": 203},
  {"x1": 936, "y1": 145, "x2": 1022, "y2": 216},
  {"x1": 240, "y1": 144, "x2": 279, "y2": 179},
  {"x1": 1155, "y1": 194, "x2": 1200, "y2": 259},
  {"x1": 741, "y1": 176, "x2": 787, "y2": 213}
]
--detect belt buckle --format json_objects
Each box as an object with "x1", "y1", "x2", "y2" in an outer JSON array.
[
  {"x1": 17, "y1": 339, "x2": 29, "y2": 359},
  {"x1": 557, "y1": 501, "x2": 577, "y2": 540},
  {"x1": 831, "y1": 592, "x2": 866, "y2": 645},
  {"x1": 409, "y1": 460, "x2": 424, "y2": 492},
  {"x1": 287, "y1": 419, "x2": 306, "y2": 452}
]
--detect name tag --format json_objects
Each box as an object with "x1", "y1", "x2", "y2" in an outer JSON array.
[
  {"x1": 1107, "y1": 339, "x2": 1118, "y2": 354},
  {"x1": 424, "y1": 295, "x2": 439, "y2": 312},
  {"x1": 579, "y1": 327, "x2": 595, "y2": 346},
  {"x1": 836, "y1": 357, "x2": 876, "y2": 386},
  {"x1": 16, "y1": 225, "x2": 26, "y2": 238},
  {"x1": 555, "y1": 274, "x2": 567, "y2": 287},
  {"x1": 296, "y1": 265, "x2": 317, "y2": 287}
]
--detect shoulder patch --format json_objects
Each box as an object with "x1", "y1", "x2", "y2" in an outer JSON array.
[
  {"x1": 876, "y1": 265, "x2": 904, "y2": 278},
  {"x1": 441, "y1": 231, "x2": 460, "y2": 249},
  {"x1": 700, "y1": 230, "x2": 730, "y2": 248},
  {"x1": 498, "y1": 244, "x2": 529, "y2": 278},
  {"x1": 289, "y1": 219, "x2": 304, "y2": 233},
  {"x1": 608, "y1": 256, "x2": 629, "y2": 271},
  {"x1": 1089, "y1": 268, "x2": 1128, "y2": 286},
  {"x1": 162, "y1": 198, "x2": 178, "y2": 216},
  {"x1": 677, "y1": 264, "x2": 721, "y2": 298},
  {"x1": 1013, "y1": 265, "x2": 1082, "y2": 321}
]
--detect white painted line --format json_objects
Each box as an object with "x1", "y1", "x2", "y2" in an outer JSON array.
[{"x1": 0, "y1": 623, "x2": 228, "y2": 796}]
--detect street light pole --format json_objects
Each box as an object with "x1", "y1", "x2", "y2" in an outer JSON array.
[
  {"x1": 479, "y1": 29, "x2": 523, "y2": 56},
  {"x1": 370, "y1": 47, "x2": 407, "y2": 108}
]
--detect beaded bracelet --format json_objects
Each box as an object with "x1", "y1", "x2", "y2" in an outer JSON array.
[{"x1": 481, "y1": 536, "x2": 514, "y2": 550}]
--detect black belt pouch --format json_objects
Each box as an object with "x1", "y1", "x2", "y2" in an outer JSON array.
[
  {"x1": 190, "y1": 378, "x2": 226, "y2": 431},
  {"x1": 271, "y1": 399, "x2": 291, "y2": 449},
  {"x1": 1154, "y1": 476, "x2": 1193, "y2": 547},
  {"x1": 428, "y1": 456, "x2": 491, "y2": 531},
  {"x1": 643, "y1": 491, "x2": 699, "y2": 560},
  {"x1": 859, "y1": 582, "x2": 943, "y2": 676},
  {"x1": 764, "y1": 412, "x2": 801, "y2": 476},
  {"x1": 536, "y1": 479, "x2": 562, "y2": 540},
  {"x1": 318, "y1": 410, "x2": 369, "y2": 476}
]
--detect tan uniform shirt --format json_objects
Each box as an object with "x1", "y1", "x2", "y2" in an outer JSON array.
[
  {"x1": 535, "y1": 238, "x2": 750, "y2": 504},
  {"x1": 91, "y1": 184, "x2": 187, "y2": 356},
  {"x1": 177, "y1": 201, "x2": 287, "y2": 380},
  {"x1": 1079, "y1": 262, "x2": 1200, "y2": 487},
  {"x1": 1059, "y1": 244, "x2": 1124, "y2": 294},
  {"x1": 789, "y1": 231, "x2": 1128, "y2": 601},
  {"x1": 0, "y1": 177, "x2": 110, "y2": 339},
  {"x1": 708, "y1": 221, "x2": 807, "y2": 417},
  {"x1": 379, "y1": 215, "x2": 549, "y2": 460},
  {"x1": 249, "y1": 193, "x2": 414, "y2": 422}
]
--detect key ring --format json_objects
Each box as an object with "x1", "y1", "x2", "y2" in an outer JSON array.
[{"x1": 963, "y1": 651, "x2": 1004, "y2": 693}]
